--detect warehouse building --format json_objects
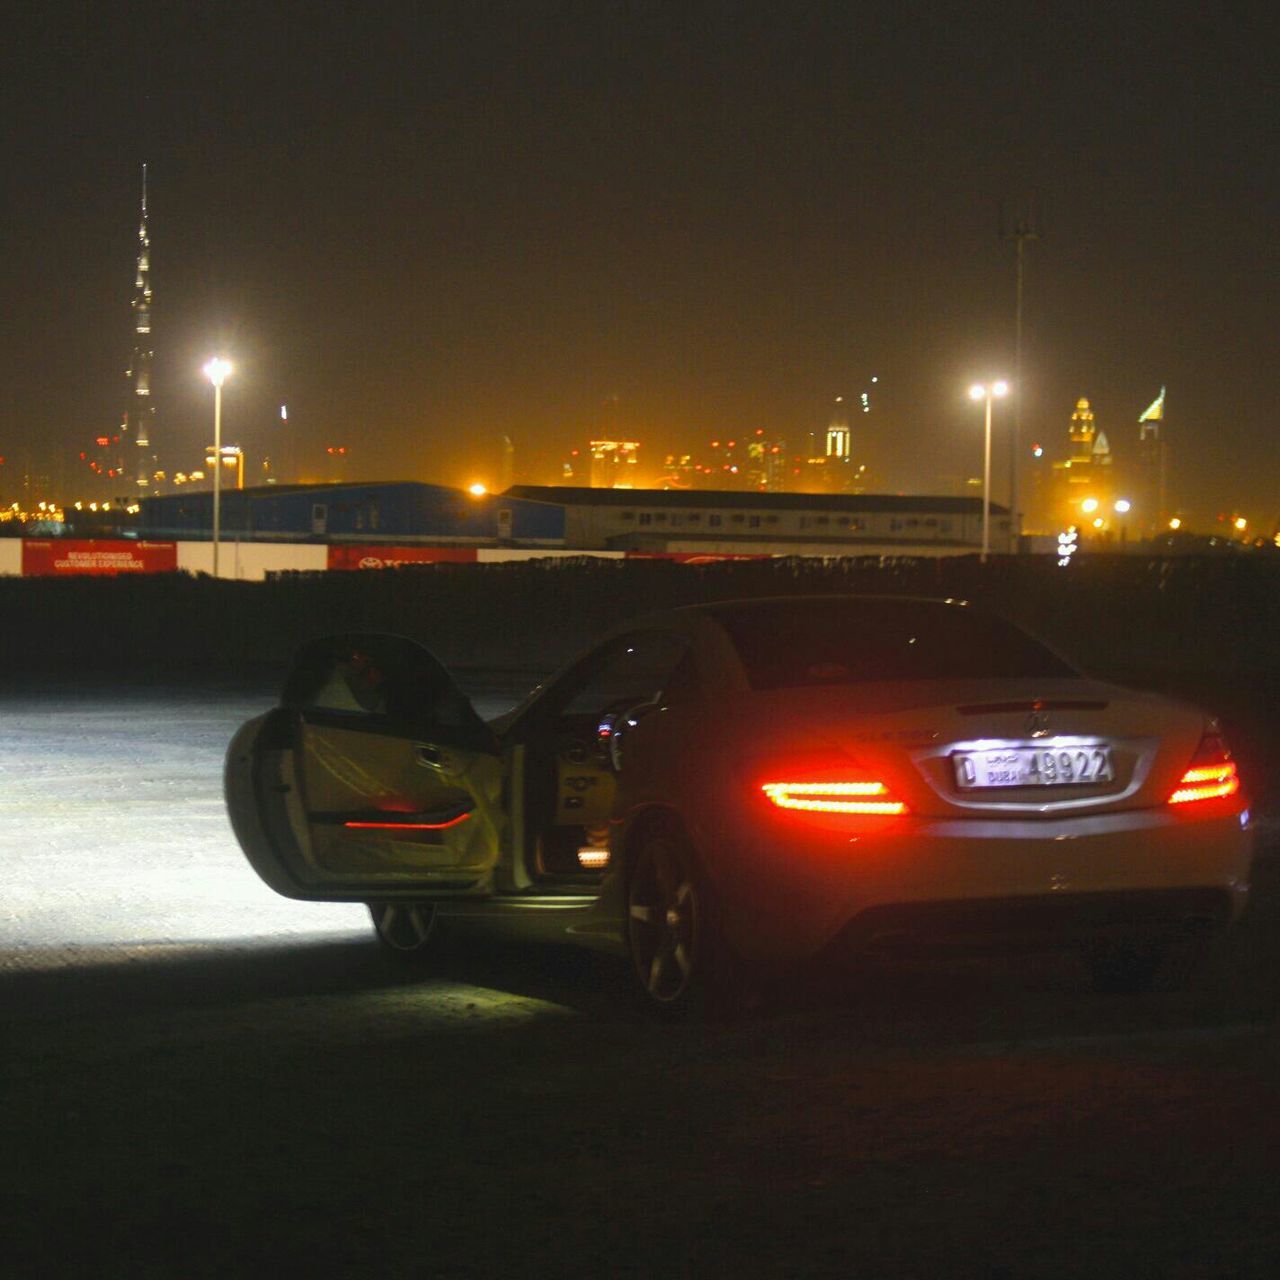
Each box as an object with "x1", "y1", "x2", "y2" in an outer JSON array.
[
  {"x1": 139, "y1": 481, "x2": 1007, "y2": 556},
  {"x1": 139, "y1": 482, "x2": 565, "y2": 545},
  {"x1": 505, "y1": 485, "x2": 1007, "y2": 555}
]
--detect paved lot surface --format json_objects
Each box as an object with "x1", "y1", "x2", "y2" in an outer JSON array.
[{"x1": 3, "y1": 682, "x2": 1280, "y2": 1277}]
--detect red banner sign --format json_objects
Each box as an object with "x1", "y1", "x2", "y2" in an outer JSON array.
[
  {"x1": 327, "y1": 546, "x2": 479, "y2": 570},
  {"x1": 22, "y1": 540, "x2": 178, "y2": 576}
]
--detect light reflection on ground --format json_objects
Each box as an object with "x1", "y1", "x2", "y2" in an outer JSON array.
[{"x1": 0, "y1": 683, "x2": 527, "y2": 961}]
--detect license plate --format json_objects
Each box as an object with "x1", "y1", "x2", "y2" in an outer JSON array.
[{"x1": 952, "y1": 745, "x2": 1115, "y2": 790}]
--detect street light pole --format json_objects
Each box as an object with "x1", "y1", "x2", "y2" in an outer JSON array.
[
  {"x1": 203, "y1": 358, "x2": 232, "y2": 578},
  {"x1": 1001, "y1": 195, "x2": 1039, "y2": 553},
  {"x1": 982, "y1": 390, "x2": 993, "y2": 561},
  {"x1": 969, "y1": 380, "x2": 1009, "y2": 564}
]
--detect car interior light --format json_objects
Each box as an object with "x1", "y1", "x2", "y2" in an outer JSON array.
[
  {"x1": 577, "y1": 847, "x2": 610, "y2": 870},
  {"x1": 761, "y1": 780, "x2": 907, "y2": 816},
  {"x1": 344, "y1": 812, "x2": 473, "y2": 830}
]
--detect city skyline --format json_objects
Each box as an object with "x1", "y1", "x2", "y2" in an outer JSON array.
[{"x1": 1, "y1": 2, "x2": 1275, "y2": 525}]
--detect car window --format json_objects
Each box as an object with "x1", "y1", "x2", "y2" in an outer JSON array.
[
  {"x1": 560, "y1": 632, "x2": 694, "y2": 717},
  {"x1": 283, "y1": 634, "x2": 495, "y2": 749},
  {"x1": 714, "y1": 600, "x2": 1077, "y2": 691}
]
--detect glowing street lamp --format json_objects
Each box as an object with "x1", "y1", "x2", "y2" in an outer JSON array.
[
  {"x1": 968, "y1": 380, "x2": 1009, "y2": 562},
  {"x1": 202, "y1": 358, "x2": 232, "y2": 577},
  {"x1": 467, "y1": 482, "x2": 488, "y2": 497}
]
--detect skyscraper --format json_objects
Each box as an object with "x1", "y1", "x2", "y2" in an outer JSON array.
[
  {"x1": 1137, "y1": 387, "x2": 1167, "y2": 534},
  {"x1": 124, "y1": 164, "x2": 155, "y2": 492}
]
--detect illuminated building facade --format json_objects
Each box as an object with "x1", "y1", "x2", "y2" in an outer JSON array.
[
  {"x1": 588, "y1": 439, "x2": 640, "y2": 488},
  {"x1": 659, "y1": 453, "x2": 697, "y2": 489},
  {"x1": 123, "y1": 165, "x2": 157, "y2": 493},
  {"x1": 77, "y1": 423, "x2": 127, "y2": 500},
  {"x1": 1052, "y1": 396, "x2": 1112, "y2": 524},
  {"x1": 826, "y1": 405, "x2": 851, "y2": 462},
  {"x1": 795, "y1": 399, "x2": 869, "y2": 494},
  {"x1": 1136, "y1": 387, "x2": 1167, "y2": 535},
  {"x1": 705, "y1": 436, "x2": 746, "y2": 486},
  {"x1": 745, "y1": 429, "x2": 787, "y2": 490}
]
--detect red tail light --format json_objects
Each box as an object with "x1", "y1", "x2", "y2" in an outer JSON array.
[
  {"x1": 1168, "y1": 730, "x2": 1241, "y2": 806},
  {"x1": 761, "y1": 777, "x2": 908, "y2": 817}
]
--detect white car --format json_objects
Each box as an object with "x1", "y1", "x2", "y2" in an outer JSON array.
[{"x1": 225, "y1": 595, "x2": 1253, "y2": 1011}]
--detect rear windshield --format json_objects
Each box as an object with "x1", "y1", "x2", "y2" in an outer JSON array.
[{"x1": 715, "y1": 599, "x2": 1077, "y2": 690}]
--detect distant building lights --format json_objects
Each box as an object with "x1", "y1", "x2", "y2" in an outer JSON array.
[
  {"x1": 1057, "y1": 526, "x2": 1078, "y2": 568},
  {"x1": 1234, "y1": 516, "x2": 1248, "y2": 531}
]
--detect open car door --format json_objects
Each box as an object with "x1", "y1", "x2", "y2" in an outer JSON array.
[{"x1": 226, "y1": 634, "x2": 504, "y2": 901}]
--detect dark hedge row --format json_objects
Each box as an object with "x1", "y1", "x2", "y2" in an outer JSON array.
[{"x1": 4, "y1": 552, "x2": 1279, "y2": 682}]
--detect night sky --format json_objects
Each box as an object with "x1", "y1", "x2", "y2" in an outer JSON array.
[{"x1": 2, "y1": 1, "x2": 1276, "y2": 521}]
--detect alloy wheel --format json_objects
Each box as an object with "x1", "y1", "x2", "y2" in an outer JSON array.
[
  {"x1": 368, "y1": 901, "x2": 437, "y2": 954},
  {"x1": 627, "y1": 836, "x2": 702, "y2": 1005}
]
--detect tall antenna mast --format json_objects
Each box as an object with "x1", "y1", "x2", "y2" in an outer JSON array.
[
  {"x1": 127, "y1": 162, "x2": 155, "y2": 493},
  {"x1": 1000, "y1": 192, "x2": 1040, "y2": 550}
]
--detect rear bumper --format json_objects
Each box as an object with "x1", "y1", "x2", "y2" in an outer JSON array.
[
  {"x1": 828, "y1": 887, "x2": 1234, "y2": 959},
  {"x1": 711, "y1": 803, "x2": 1253, "y2": 963}
]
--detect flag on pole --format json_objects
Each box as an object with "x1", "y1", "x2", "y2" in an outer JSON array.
[{"x1": 1139, "y1": 387, "x2": 1165, "y2": 422}]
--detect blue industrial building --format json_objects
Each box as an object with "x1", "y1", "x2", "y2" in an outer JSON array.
[{"x1": 139, "y1": 482, "x2": 566, "y2": 545}]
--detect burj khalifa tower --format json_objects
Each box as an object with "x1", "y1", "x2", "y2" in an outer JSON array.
[{"x1": 124, "y1": 163, "x2": 155, "y2": 492}]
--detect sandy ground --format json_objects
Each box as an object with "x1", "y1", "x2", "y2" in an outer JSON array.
[{"x1": 3, "y1": 681, "x2": 1280, "y2": 1278}]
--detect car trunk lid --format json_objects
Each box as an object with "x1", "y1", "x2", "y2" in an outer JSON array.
[{"x1": 746, "y1": 677, "x2": 1208, "y2": 818}]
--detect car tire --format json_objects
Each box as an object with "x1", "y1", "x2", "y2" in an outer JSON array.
[
  {"x1": 367, "y1": 901, "x2": 440, "y2": 960},
  {"x1": 625, "y1": 828, "x2": 737, "y2": 1016}
]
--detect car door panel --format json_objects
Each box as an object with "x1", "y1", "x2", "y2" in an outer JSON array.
[
  {"x1": 226, "y1": 633, "x2": 505, "y2": 901},
  {"x1": 297, "y1": 717, "x2": 503, "y2": 881}
]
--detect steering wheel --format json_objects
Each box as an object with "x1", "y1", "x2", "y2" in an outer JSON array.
[{"x1": 597, "y1": 697, "x2": 660, "y2": 771}]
